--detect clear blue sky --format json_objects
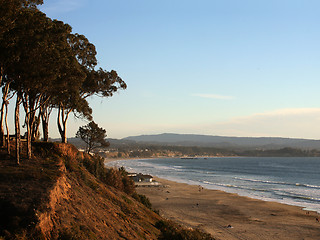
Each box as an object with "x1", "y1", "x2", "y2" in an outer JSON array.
[{"x1": 39, "y1": 0, "x2": 320, "y2": 139}]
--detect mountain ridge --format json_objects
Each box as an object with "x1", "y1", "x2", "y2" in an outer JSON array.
[{"x1": 123, "y1": 133, "x2": 320, "y2": 150}]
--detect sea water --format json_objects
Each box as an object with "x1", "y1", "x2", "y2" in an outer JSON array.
[{"x1": 106, "y1": 157, "x2": 320, "y2": 213}]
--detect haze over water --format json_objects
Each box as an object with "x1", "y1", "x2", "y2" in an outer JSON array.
[{"x1": 107, "y1": 157, "x2": 320, "y2": 213}]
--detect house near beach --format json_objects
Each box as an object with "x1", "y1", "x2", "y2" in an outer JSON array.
[{"x1": 128, "y1": 173, "x2": 153, "y2": 183}]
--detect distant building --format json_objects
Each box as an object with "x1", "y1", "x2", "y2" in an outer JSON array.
[{"x1": 129, "y1": 173, "x2": 153, "y2": 183}]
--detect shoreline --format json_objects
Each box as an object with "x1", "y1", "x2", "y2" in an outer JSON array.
[
  {"x1": 105, "y1": 157, "x2": 320, "y2": 214},
  {"x1": 137, "y1": 176, "x2": 320, "y2": 240},
  {"x1": 105, "y1": 158, "x2": 320, "y2": 239}
]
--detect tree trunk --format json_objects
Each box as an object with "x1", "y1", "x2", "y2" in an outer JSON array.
[
  {"x1": 61, "y1": 130, "x2": 67, "y2": 143},
  {"x1": 15, "y1": 95, "x2": 21, "y2": 164},
  {"x1": 22, "y1": 94, "x2": 35, "y2": 160},
  {"x1": 57, "y1": 105, "x2": 70, "y2": 143},
  {"x1": 40, "y1": 105, "x2": 51, "y2": 142},
  {"x1": 29, "y1": 98, "x2": 38, "y2": 142},
  {"x1": 22, "y1": 97, "x2": 32, "y2": 159},
  {"x1": 5, "y1": 101, "x2": 10, "y2": 154},
  {"x1": 57, "y1": 106, "x2": 64, "y2": 143},
  {"x1": 31, "y1": 114, "x2": 40, "y2": 141},
  {"x1": 57, "y1": 119, "x2": 67, "y2": 143},
  {"x1": 26, "y1": 112, "x2": 32, "y2": 159},
  {"x1": 0, "y1": 100, "x2": 5, "y2": 147},
  {"x1": 42, "y1": 117, "x2": 49, "y2": 142},
  {"x1": 0, "y1": 81, "x2": 10, "y2": 147},
  {"x1": 28, "y1": 97, "x2": 36, "y2": 142}
]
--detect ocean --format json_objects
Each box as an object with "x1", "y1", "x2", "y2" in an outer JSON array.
[{"x1": 106, "y1": 157, "x2": 320, "y2": 213}]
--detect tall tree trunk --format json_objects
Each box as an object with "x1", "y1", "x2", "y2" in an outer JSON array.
[
  {"x1": 0, "y1": 81, "x2": 10, "y2": 147},
  {"x1": 40, "y1": 105, "x2": 52, "y2": 142},
  {"x1": 29, "y1": 98, "x2": 38, "y2": 142},
  {"x1": 22, "y1": 94, "x2": 32, "y2": 159},
  {"x1": 57, "y1": 106, "x2": 64, "y2": 143},
  {"x1": 22, "y1": 93, "x2": 41, "y2": 159},
  {"x1": 15, "y1": 95, "x2": 21, "y2": 164},
  {"x1": 31, "y1": 115, "x2": 40, "y2": 141},
  {"x1": 42, "y1": 120, "x2": 49, "y2": 142},
  {"x1": 57, "y1": 105, "x2": 70, "y2": 143},
  {"x1": 0, "y1": 100, "x2": 5, "y2": 147},
  {"x1": 5, "y1": 101, "x2": 10, "y2": 154},
  {"x1": 25, "y1": 112, "x2": 31, "y2": 159}
]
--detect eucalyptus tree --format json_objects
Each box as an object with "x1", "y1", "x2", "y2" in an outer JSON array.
[
  {"x1": 54, "y1": 33, "x2": 97, "y2": 143},
  {"x1": 0, "y1": 76, "x2": 14, "y2": 149},
  {"x1": 54, "y1": 34, "x2": 127, "y2": 143},
  {"x1": 4, "y1": 9, "x2": 43, "y2": 158},
  {"x1": 0, "y1": 0, "x2": 43, "y2": 36},
  {"x1": 0, "y1": 77, "x2": 12, "y2": 147},
  {"x1": 7, "y1": 9, "x2": 59, "y2": 158},
  {"x1": 0, "y1": 0, "x2": 43, "y2": 86},
  {"x1": 36, "y1": 24, "x2": 87, "y2": 142},
  {"x1": 57, "y1": 93, "x2": 92, "y2": 143},
  {"x1": 3, "y1": 9, "x2": 83, "y2": 159}
]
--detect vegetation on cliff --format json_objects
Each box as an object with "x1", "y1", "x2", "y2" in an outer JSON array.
[{"x1": 0, "y1": 142, "x2": 215, "y2": 239}]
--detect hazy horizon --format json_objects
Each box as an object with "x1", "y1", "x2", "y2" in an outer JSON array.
[{"x1": 66, "y1": 132, "x2": 320, "y2": 141}]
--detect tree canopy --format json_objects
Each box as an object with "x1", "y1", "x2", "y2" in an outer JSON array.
[
  {"x1": 76, "y1": 121, "x2": 109, "y2": 154},
  {"x1": 0, "y1": 3, "x2": 126, "y2": 162}
]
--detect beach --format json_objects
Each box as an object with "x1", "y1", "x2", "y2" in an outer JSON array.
[{"x1": 137, "y1": 177, "x2": 320, "y2": 240}]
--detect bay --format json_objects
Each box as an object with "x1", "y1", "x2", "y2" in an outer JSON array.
[{"x1": 106, "y1": 157, "x2": 320, "y2": 213}]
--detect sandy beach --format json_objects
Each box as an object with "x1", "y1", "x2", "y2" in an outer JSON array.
[{"x1": 137, "y1": 177, "x2": 320, "y2": 240}]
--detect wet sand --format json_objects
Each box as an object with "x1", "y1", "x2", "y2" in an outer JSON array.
[{"x1": 137, "y1": 177, "x2": 320, "y2": 240}]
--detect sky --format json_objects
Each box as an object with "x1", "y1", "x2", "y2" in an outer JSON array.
[{"x1": 36, "y1": 0, "x2": 320, "y2": 140}]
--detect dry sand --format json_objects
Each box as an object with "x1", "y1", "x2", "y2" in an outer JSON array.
[{"x1": 137, "y1": 177, "x2": 320, "y2": 240}]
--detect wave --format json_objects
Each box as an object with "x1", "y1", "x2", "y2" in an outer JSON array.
[
  {"x1": 200, "y1": 181, "x2": 271, "y2": 193},
  {"x1": 273, "y1": 191, "x2": 320, "y2": 203},
  {"x1": 295, "y1": 183, "x2": 320, "y2": 189},
  {"x1": 233, "y1": 177, "x2": 320, "y2": 190}
]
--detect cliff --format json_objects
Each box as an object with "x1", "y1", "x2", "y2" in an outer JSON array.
[{"x1": 0, "y1": 142, "x2": 161, "y2": 239}]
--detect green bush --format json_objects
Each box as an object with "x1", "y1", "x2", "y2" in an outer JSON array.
[
  {"x1": 81, "y1": 155, "x2": 135, "y2": 195},
  {"x1": 155, "y1": 220, "x2": 215, "y2": 240},
  {"x1": 132, "y1": 193, "x2": 152, "y2": 209}
]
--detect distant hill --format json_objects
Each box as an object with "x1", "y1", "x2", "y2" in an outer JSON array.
[{"x1": 123, "y1": 133, "x2": 320, "y2": 150}]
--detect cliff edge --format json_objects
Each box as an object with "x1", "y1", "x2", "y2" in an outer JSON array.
[{"x1": 0, "y1": 142, "x2": 161, "y2": 239}]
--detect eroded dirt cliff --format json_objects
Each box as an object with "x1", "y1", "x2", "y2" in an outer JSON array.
[{"x1": 0, "y1": 142, "x2": 160, "y2": 239}]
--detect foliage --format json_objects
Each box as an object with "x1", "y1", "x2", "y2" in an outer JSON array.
[
  {"x1": 155, "y1": 220, "x2": 215, "y2": 240},
  {"x1": 0, "y1": 0, "x2": 43, "y2": 40},
  {"x1": 81, "y1": 154, "x2": 135, "y2": 195},
  {"x1": 103, "y1": 168, "x2": 135, "y2": 195},
  {"x1": 132, "y1": 192, "x2": 152, "y2": 209},
  {"x1": 0, "y1": 2, "x2": 126, "y2": 160},
  {"x1": 76, "y1": 121, "x2": 109, "y2": 154}
]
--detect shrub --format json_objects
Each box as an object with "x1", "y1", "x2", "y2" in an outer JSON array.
[
  {"x1": 81, "y1": 155, "x2": 135, "y2": 195},
  {"x1": 132, "y1": 193, "x2": 152, "y2": 209},
  {"x1": 155, "y1": 220, "x2": 215, "y2": 240}
]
